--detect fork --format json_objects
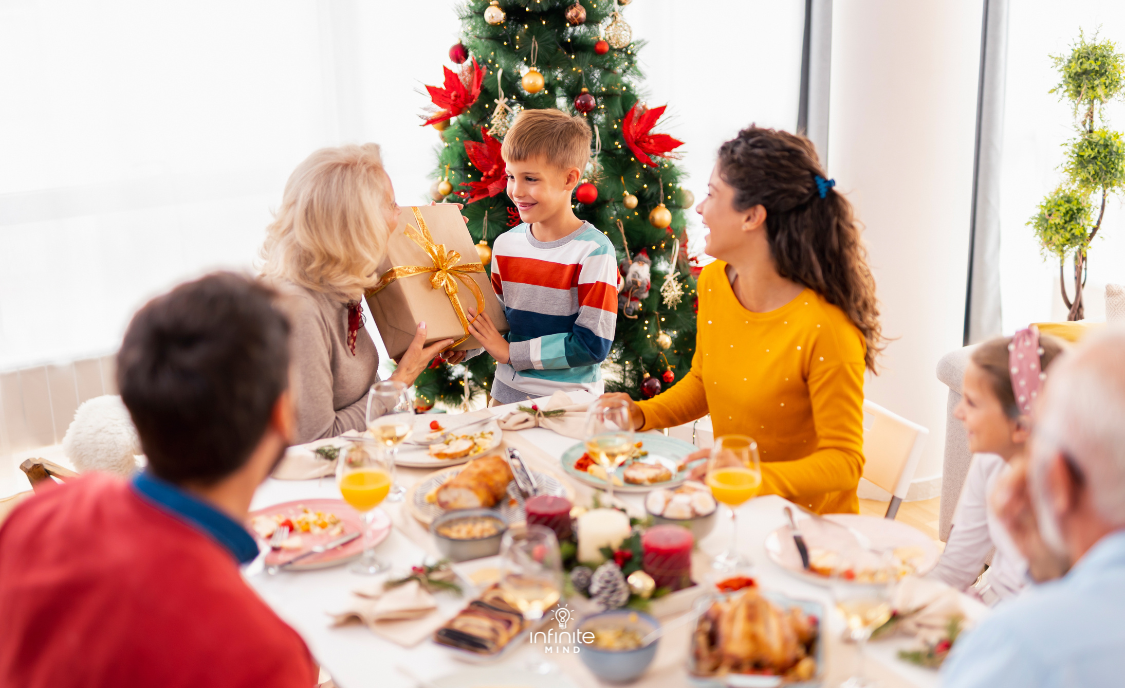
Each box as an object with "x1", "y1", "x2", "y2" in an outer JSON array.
[{"x1": 265, "y1": 525, "x2": 290, "y2": 576}]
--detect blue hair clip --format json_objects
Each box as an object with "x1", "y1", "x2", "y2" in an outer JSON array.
[{"x1": 814, "y1": 174, "x2": 836, "y2": 198}]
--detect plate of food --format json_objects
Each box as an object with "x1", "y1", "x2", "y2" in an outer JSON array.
[
  {"x1": 393, "y1": 418, "x2": 503, "y2": 468},
  {"x1": 561, "y1": 434, "x2": 702, "y2": 493},
  {"x1": 406, "y1": 454, "x2": 575, "y2": 526},
  {"x1": 247, "y1": 498, "x2": 390, "y2": 571},
  {"x1": 764, "y1": 513, "x2": 939, "y2": 585},
  {"x1": 688, "y1": 586, "x2": 824, "y2": 687},
  {"x1": 433, "y1": 581, "x2": 555, "y2": 663}
]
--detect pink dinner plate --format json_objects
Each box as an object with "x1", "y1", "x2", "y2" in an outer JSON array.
[{"x1": 248, "y1": 498, "x2": 391, "y2": 571}]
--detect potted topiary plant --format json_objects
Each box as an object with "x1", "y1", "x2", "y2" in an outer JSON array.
[{"x1": 1029, "y1": 31, "x2": 1125, "y2": 321}]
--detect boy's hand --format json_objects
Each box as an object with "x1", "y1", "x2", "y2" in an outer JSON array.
[
  {"x1": 466, "y1": 308, "x2": 510, "y2": 364},
  {"x1": 442, "y1": 350, "x2": 467, "y2": 365}
]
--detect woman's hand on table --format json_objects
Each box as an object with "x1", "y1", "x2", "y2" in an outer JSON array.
[
  {"x1": 389, "y1": 321, "x2": 454, "y2": 387},
  {"x1": 598, "y1": 392, "x2": 646, "y2": 431},
  {"x1": 466, "y1": 308, "x2": 510, "y2": 364}
]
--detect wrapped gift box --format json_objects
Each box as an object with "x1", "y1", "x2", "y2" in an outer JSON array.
[{"x1": 366, "y1": 204, "x2": 508, "y2": 360}]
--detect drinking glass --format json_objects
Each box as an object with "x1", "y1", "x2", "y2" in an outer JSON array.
[
  {"x1": 583, "y1": 397, "x2": 636, "y2": 503},
  {"x1": 367, "y1": 380, "x2": 414, "y2": 501},
  {"x1": 705, "y1": 434, "x2": 761, "y2": 571},
  {"x1": 336, "y1": 441, "x2": 395, "y2": 575},
  {"x1": 832, "y1": 548, "x2": 896, "y2": 688},
  {"x1": 498, "y1": 524, "x2": 564, "y2": 622}
]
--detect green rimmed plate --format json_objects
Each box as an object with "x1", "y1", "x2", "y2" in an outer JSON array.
[{"x1": 561, "y1": 433, "x2": 702, "y2": 493}]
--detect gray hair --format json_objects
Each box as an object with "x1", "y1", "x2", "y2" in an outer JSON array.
[{"x1": 1032, "y1": 327, "x2": 1125, "y2": 527}]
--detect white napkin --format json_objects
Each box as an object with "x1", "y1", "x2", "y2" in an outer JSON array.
[
  {"x1": 496, "y1": 391, "x2": 590, "y2": 439},
  {"x1": 330, "y1": 580, "x2": 450, "y2": 647},
  {"x1": 272, "y1": 431, "x2": 362, "y2": 481}
]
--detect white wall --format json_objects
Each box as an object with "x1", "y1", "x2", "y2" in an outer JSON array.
[
  {"x1": 829, "y1": 0, "x2": 984, "y2": 492},
  {"x1": 998, "y1": 1, "x2": 1125, "y2": 331}
]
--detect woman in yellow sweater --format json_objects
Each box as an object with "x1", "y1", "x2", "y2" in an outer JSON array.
[{"x1": 606, "y1": 126, "x2": 882, "y2": 514}]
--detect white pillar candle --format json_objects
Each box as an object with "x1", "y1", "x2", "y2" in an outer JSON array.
[{"x1": 577, "y1": 508, "x2": 632, "y2": 564}]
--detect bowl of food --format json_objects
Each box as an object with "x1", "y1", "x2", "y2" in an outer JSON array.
[
  {"x1": 645, "y1": 482, "x2": 718, "y2": 542},
  {"x1": 579, "y1": 610, "x2": 660, "y2": 683},
  {"x1": 430, "y1": 509, "x2": 509, "y2": 562}
]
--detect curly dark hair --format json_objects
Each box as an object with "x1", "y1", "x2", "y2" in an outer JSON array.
[{"x1": 717, "y1": 125, "x2": 884, "y2": 371}]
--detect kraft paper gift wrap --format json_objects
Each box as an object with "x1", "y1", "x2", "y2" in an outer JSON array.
[{"x1": 365, "y1": 205, "x2": 508, "y2": 360}]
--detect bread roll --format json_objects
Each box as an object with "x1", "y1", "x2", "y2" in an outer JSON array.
[{"x1": 436, "y1": 455, "x2": 514, "y2": 510}]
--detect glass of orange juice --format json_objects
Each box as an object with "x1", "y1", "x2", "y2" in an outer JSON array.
[
  {"x1": 705, "y1": 434, "x2": 761, "y2": 571},
  {"x1": 337, "y1": 440, "x2": 395, "y2": 575}
]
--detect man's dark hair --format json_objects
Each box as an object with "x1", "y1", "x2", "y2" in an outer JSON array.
[{"x1": 117, "y1": 272, "x2": 290, "y2": 485}]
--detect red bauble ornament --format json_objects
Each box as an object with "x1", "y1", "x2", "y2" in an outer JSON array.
[
  {"x1": 594, "y1": 39, "x2": 610, "y2": 55},
  {"x1": 662, "y1": 369, "x2": 675, "y2": 384},
  {"x1": 449, "y1": 42, "x2": 469, "y2": 64},
  {"x1": 641, "y1": 372, "x2": 661, "y2": 399},
  {"x1": 574, "y1": 87, "x2": 596, "y2": 114},
  {"x1": 692, "y1": 296, "x2": 699, "y2": 314},
  {"x1": 575, "y1": 182, "x2": 598, "y2": 204}
]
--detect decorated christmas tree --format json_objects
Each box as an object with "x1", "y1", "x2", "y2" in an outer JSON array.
[{"x1": 413, "y1": 0, "x2": 698, "y2": 409}]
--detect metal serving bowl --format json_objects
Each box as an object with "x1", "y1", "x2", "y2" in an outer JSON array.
[{"x1": 429, "y1": 509, "x2": 509, "y2": 562}]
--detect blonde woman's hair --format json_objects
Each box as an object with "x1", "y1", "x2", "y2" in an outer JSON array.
[
  {"x1": 260, "y1": 143, "x2": 393, "y2": 302},
  {"x1": 501, "y1": 109, "x2": 591, "y2": 172}
]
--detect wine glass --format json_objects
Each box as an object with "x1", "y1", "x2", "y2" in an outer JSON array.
[
  {"x1": 704, "y1": 434, "x2": 761, "y2": 571},
  {"x1": 367, "y1": 380, "x2": 414, "y2": 502},
  {"x1": 583, "y1": 397, "x2": 636, "y2": 503},
  {"x1": 336, "y1": 440, "x2": 395, "y2": 575},
  {"x1": 498, "y1": 524, "x2": 564, "y2": 622},
  {"x1": 832, "y1": 548, "x2": 896, "y2": 688}
]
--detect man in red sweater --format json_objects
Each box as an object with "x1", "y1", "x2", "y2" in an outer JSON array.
[{"x1": 0, "y1": 273, "x2": 318, "y2": 688}]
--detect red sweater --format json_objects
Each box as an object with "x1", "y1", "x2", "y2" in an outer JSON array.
[{"x1": 0, "y1": 474, "x2": 318, "y2": 688}]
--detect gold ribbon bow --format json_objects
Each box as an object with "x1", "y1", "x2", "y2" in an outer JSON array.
[{"x1": 367, "y1": 207, "x2": 485, "y2": 350}]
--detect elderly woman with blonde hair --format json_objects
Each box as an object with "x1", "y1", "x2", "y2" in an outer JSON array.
[{"x1": 261, "y1": 143, "x2": 460, "y2": 443}]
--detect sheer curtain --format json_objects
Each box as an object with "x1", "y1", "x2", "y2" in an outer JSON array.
[
  {"x1": 998, "y1": 1, "x2": 1125, "y2": 331},
  {"x1": 0, "y1": 0, "x2": 803, "y2": 371}
]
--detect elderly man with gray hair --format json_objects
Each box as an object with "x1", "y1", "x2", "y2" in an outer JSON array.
[{"x1": 943, "y1": 328, "x2": 1125, "y2": 687}]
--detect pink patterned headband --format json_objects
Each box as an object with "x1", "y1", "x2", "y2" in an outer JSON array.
[{"x1": 1008, "y1": 326, "x2": 1047, "y2": 417}]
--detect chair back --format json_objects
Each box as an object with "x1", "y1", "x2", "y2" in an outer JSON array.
[
  {"x1": 861, "y1": 401, "x2": 929, "y2": 519},
  {"x1": 19, "y1": 458, "x2": 79, "y2": 492}
]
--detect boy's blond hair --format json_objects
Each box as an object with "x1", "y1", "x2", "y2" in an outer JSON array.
[{"x1": 501, "y1": 109, "x2": 591, "y2": 172}]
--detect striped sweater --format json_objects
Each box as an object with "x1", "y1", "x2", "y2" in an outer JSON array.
[{"x1": 488, "y1": 222, "x2": 618, "y2": 402}]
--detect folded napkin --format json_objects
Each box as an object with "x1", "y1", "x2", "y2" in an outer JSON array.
[
  {"x1": 496, "y1": 391, "x2": 590, "y2": 439},
  {"x1": 331, "y1": 580, "x2": 450, "y2": 647},
  {"x1": 886, "y1": 575, "x2": 974, "y2": 645},
  {"x1": 272, "y1": 431, "x2": 362, "y2": 481}
]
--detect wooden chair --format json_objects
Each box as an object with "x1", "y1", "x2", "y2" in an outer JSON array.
[
  {"x1": 861, "y1": 401, "x2": 930, "y2": 520},
  {"x1": 19, "y1": 458, "x2": 79, "y2": 491}
]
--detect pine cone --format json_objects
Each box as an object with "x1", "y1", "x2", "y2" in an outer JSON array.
[
  {"x1": 589, "y1": 562, "x2": 629, "y2": 609},
  {"x1": 570, "y1": 566, "x2": 594, "y2": 596}
]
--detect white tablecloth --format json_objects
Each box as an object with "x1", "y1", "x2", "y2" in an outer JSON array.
[{"x1": 247, "y1": 413, "x2": 987, "y2": 688}]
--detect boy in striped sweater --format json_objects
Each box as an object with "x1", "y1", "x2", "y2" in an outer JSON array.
[{"x1": 467, "y1": 109, "x2": 618, "y2": 403}]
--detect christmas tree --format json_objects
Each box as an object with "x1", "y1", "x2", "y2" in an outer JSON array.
[{"x1": 413, "y1": 0, "x2": 698, "y2": 410}]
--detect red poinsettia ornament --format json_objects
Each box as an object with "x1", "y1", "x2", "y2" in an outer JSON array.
[
  {"x1": 461, "y1": 127, "x2": 508, "y2": 203},
  {"x1": 621, "y1": 103, "x2": 684, "y2": 168},
  {"x1": 423, "y1": 59, "x2": 485, "y2": 126}
]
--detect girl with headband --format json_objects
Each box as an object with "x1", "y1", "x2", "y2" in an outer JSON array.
[{"x1": 928, "y1": 327, "x2": 1066, "y2": 604}]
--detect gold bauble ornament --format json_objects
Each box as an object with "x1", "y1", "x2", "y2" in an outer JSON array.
[
  {"x1": 678, "y1": 187, "x2": 695, "y2": 208},
  {"x1": 604, "y1": 12, "x2": 633, "y2": 49},
  {"x1": 627, "y1": 570, "x2": 655, "y2": 599},
  {"x1": 429, "y1": 181, "x2": 445, "y2": 202},
  {"x1": 522, "y1": 67, "x2": 544, "y2": 94},
  {"x1": 617, "y1": 0, "x2": 633, "y2": 5},
  {"x1": 656, "y1": 332, "x2": 672, "y2": 350},
  {"x1": 483, "y1": 0, "x2": 506, "y2": 25},
  {"x1": 565, "y1": 2, "x2": 587, "y2": 25},
  {"x1": 475, "y1": 239, "x2": 493, "y2": 265},
  {"x1": 432, "y1": 119, "x2": 449, "y2": 132},
  {"x1": 623, "y1": 193, "x2": 639, "y2": 209},
  {"x1": 648, "y1": 203, "x2": 672, "y2": 229},
  {"x1": 437, "y1": 179, "x2": 453, "y2": 196}
]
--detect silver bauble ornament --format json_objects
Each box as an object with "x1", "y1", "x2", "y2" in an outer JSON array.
[{"x1": 484, "y1": 0, "x2": 505, "y2": 25}]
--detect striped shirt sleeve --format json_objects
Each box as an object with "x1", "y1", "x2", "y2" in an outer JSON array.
[
  {"x1": 507, "y1": 242, "x2": 618, "y2": 371},
  {"x1": 489, "y1": 251, "x2": 504, "y2": 308}
]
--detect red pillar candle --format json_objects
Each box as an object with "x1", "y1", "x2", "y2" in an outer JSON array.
[
  {"x1": 642, "y1": 525, "x2": 694, "y2": 591},
  {"x1": 525, "y1": 495, "x2": 573, "y2": 541}
]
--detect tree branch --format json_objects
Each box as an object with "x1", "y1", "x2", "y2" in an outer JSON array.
[{"x1": 1060, "y1": 257, "x2": 1073, "y2": 310}]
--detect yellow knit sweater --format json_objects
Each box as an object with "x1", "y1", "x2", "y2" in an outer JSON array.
[{"x1": 639, "y1": 261, "x2": 867, "y2": 514}]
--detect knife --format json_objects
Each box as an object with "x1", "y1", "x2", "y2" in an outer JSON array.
[
  {"x1": 784, "y1": 506, "x2": 811, "y2": 570},
  {"x1": 279, "y1": 531, "x2": 361, "y2": 570}
]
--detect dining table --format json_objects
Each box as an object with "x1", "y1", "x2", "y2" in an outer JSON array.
[{"x1": 247, "y1": 399, "x2": 988, "y2": 688}]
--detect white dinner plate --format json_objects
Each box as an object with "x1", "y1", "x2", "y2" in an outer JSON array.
[
  {"x1": 406, "y1": 462, "x2": 575, "y2": 526},
  {"x1": 426, "y1": 667, "x2": 580, "y2": 688},
  {"x1": 392, "y1": 419, "x2": 503, "y2": 468},
  {"x1": 764, "y1": 513, "x2": 940, "y2": 585},
  {"x1": 560, "y1": 434, "x2": 701, "y2": 493}
]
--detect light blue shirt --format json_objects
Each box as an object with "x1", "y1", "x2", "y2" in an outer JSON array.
[{"x1": 942, "y1": 529, "x2": 1125, "y2": 687}]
